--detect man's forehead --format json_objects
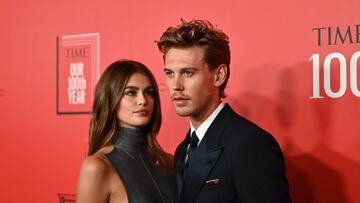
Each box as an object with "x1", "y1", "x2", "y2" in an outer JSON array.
[
  {"x1": 164, "y1": 49, "x2": 206, "y2": 69},
  {"x1": 165, "y1": 46, "x2": 205, "y2": 58}
]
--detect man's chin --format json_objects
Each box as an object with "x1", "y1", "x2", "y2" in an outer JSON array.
[{"x1": 174, "y1": 107, "x2": 191, "y2": 117}]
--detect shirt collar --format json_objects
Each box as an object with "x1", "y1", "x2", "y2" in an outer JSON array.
[{"x1": 190, "y1": 103, "x2": 225, "y2": 144}]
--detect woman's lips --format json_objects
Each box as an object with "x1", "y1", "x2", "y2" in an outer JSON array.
[{"x1": 133, "y1": 109, "x2": 149, "y2": 116}]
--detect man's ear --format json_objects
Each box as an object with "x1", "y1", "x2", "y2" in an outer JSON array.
[{"x1": 214, "y1": 64, "x2": 227, "y2": 87}]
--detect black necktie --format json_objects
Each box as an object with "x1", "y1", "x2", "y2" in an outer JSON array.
[{"x1": 182, "y1": 131, "x2": 199, "y2": 178}]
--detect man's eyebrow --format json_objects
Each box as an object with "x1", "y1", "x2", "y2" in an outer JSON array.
[
  {"x1": 164, "y1": 67, "x2": 196, "y2": 71},
  {"x1": 181, "y1": 67, "x2": 196, "y2": 71}
]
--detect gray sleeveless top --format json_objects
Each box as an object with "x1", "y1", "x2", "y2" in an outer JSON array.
[{"x1": 105, "y1": 128, "x2": 176, "y2": 203}]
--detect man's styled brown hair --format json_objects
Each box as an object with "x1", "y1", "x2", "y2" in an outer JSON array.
[{"x1": 157, "y1": 19, "x2": 231, "y2": 98}]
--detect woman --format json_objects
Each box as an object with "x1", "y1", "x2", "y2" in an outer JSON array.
[{"x1": 76, "y1": 60, "x2": 176, "y2": 203}]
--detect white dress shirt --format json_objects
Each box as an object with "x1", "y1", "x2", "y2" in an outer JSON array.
[{"x1": 190, "y1": 103, "x2": 225, "y2": 145}]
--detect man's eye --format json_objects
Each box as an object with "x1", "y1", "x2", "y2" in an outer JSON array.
[
  {"x1": 125, "y1": 90, "x2": 137, "y2": 96},
  {"x1": 164, "y1": 70, "x2": 174, "y2": 77},
  {"x1": 183, "y1": 71, "x2": 193, "y2": 77}
]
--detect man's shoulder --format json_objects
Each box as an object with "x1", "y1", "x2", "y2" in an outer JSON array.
[
  {"x1": 218, "y1": 104, "x2": 261, "y2": 125},
  {"x1": 221, "y1": 105, "x2": 267, "y2": 134},
  {"x1": 219, "y1": 105, "x2": 277, "y2": 145}
]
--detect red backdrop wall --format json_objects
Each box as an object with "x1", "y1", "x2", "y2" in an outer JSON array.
[{"x1": 1, "y1": 0, "x2": 359, "y2": 202}]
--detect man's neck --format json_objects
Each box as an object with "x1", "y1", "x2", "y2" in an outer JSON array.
[{"x1": 190, "y1": 100, "x2": 221, "y2": 129}]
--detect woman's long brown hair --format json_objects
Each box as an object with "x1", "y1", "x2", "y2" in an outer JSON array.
[{"x1": 88, "y1": 60, "x2": 172, "y2": 169}]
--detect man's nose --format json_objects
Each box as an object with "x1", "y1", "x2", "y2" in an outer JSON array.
[{"x1": 170, "y1": 75, "x2": 184, "y2": 91}]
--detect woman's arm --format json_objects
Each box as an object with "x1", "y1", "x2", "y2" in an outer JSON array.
[{"x1": 76, "y1": 155, "x2": 112, "y2": 203}]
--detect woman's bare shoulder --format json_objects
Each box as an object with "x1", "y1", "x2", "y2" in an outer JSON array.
[
  {"x1": 76, "y1": 145, "x2": 123, "y2": 203},
  {"x1": 81, "y1": 146, "x2": 114, "y2": 173}
]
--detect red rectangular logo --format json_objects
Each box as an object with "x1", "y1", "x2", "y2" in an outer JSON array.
[{"x1": 56, "y1": 33, "x2": 99, "y2": 114}]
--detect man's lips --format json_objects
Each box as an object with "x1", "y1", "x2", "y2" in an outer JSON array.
[
  {"x1": 172, "y1": 96, "x2": 190, "y2": 106},
  {"x1": 171, "y1": 94, "x2": 190, "y2": 100}
]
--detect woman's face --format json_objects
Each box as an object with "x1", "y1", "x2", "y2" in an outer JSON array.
[{"x1": 117, "y1": 72, "x2": 155, "y2": 128}]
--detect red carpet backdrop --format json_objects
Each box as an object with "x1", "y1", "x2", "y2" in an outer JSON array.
[{"x1": 0, "y1": 0, "x2": 359, "y2": 202}]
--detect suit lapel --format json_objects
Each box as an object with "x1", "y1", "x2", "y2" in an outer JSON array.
[
  {"x1": 178, "y1": 104, "x2": 235, "y2": 203},
  {"x1": 179, "y1": 143, "x2": 223, "y2": 203}
]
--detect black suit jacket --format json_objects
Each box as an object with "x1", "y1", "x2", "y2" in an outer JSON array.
[{"x1": 174, "y1": 104, "x2": 291, "y2": 203}]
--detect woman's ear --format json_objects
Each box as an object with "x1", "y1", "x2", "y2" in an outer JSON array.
[{"x1": 214, "y1": 64, "x2": 227, "y2": 87}]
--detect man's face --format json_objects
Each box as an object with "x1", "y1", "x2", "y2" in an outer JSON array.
[{"x1": 164, "y1": 46, "x2": 219, "y2": 120}]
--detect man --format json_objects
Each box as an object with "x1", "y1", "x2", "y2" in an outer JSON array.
[{"x1": 157, "y1": 19, "x2": 291, "y2": 203}]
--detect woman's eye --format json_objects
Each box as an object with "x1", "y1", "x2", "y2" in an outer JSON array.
[
  {"x1": 145, "y1": 90, "x2": 155, "y2": 96},
  {"x1": 125, "y1": 90, "x2": 137, "y2": 96}
]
